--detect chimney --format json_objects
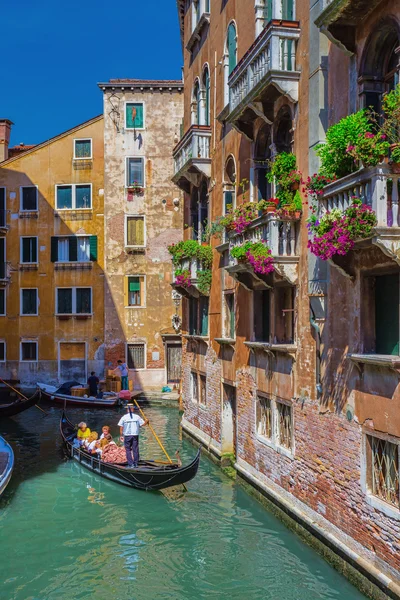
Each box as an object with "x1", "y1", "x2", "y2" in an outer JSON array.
[{"x1": 0, "y1": 119, "x2": 13, "y2": 162}]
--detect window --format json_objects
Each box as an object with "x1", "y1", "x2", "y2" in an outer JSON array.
[
  {"x1": 223, "y1": 292, "x2": 235, "y2": 339},
  {"x1": 56, "y1": 184, "x2": 91, "y2": 210},
  {"x1": 126, "y1": 216, "x2": 145, "y2": 247},
  {"x1": 0, "y1": 187, "x2": 5, "y2": 228},
  {"x1": 366, "y1": 435, "x2": 399, "y2": 508},
  {"x1": 56, "y1": 288, "x2": 92, "y2": 315},
  {"x1": 264, "y1": 0, "x2": 273, "y2": 22},
  {"x1": 127, "y1": 343, "x2": 145, "y2": 369},
  {"x1": 125, "y1": 103, "x2": 144, "y2": 129},
  {"x1": 191, "y1": 371, "x2": 199, "y2": 402},
  {"x1": 74, "y1": 139, "x2": 92, "y2": 159},
  {"x1": 21, "y1": 289, "x2": 38, "y2": 316},
  {"x1": 0, "y1": 289, "x2": 5, "y2": 315},
  {"x1": 51, "y1": 236, "x2": 97, "y2": 263},
  {"x1": 282, "y1": 0, "x2": 294, "y2": 20},
  {"x1": 256, "y1": 395, "x2": 272, "y2": 440},
  {"x1": 362, "y1": 273, "x2": 399, "y2": 355},
  {"x1": 20, "y1": 237, "x2": 38, "y2": 264},
  {"x1": 203, "y1": 66, "x2": 210, "y2": 126},
  {"x1": 20, "y1": 341, "x2": 37, "y2": 362},
  {"x1": 20, "y1": 186, "x2": 38, "y2": 211},
  {"x1": 254, "y1": 290, "x2": 270, "y2": 342},
  {"x1": 277, "y1": 402, "x2": 292, "y2": 450},
  {"x1": 189, "y1": 297, "x2": 209, "y2": 336},
  {"x1": 0, "y1": 237, "x2": 6, "y2": 279},
  {"x1": 199, "y1": 374, "x2": 207, "y2": 405},
  {"x1": 227, "y1": 23, "x2": 237, "y2": 75},
  {"x1": 275, "y1": 286, "x2": 295, "y2": 344},
  {"x1": 125, "y1": 276, "x2": 145, "y2": 307},
  {"x1": 192, "y1": 80, "x2": 201, "y2": 125},
  {"x1": 0, "y1": 341, "x2": 4, "y2": 361},
  {"x1": 126, "y1": 158, "x2": 145, "y2": 188}
]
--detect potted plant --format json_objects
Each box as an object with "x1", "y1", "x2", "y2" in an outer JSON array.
[
  {"x1": 174, "y1": 269, "x2": 191, "y2": 288},
  {"x1": 127, "y1": 180, "x2": 144, "y2": 195},
  {"x1": 346, "y1": 131, "x2": 389, "y2": 168},
  {"x1": 293, "y1": 190, "x2": 303, "y2": 219},
  {"x1": 230, "y1": 241, "x2": 274, "y2": 274},
  {"x1": 257, "y1": 198, "x2": 279, "y2": 214},
  {"x1": 303, "y1": 173, "x2": 336, "y2": 198},
  {"x1": 391, "y1": 145, "x2": 400, "y2": 174}
]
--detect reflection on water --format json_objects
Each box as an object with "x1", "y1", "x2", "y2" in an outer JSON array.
[{"x1": 0, "y1": 401, "x2": 366, "y2": 600}]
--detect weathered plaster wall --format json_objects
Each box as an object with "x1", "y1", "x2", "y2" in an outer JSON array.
[
  {"x1": 0, "y1": 117, "x2": 105, "y2": 385},
  {"x1": 102, "y1": 87, "x2": 184, "y2": 389}
]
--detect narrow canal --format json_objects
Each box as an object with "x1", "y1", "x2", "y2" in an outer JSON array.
[{"x1": 0, "y1": 402, "x2": 366, "y2": 600}]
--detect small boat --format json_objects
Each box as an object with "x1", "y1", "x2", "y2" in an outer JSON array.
[
  {"x1": 60, "y1": 411, "x2": 201, "y2": 491},
  {"x1": 0, "y1": 389, "x2": 40, "y2": 419},
  {"x1": 0, "y1": 436, "x2": 14, "y2": 496},
  {"x1": 37, "y1": 381, "x2": 120, "y2": 408}
]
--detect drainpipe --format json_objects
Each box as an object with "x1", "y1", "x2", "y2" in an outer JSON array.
[{"x1": 310, "y1": 303, "x2": 322, "y2": 397}]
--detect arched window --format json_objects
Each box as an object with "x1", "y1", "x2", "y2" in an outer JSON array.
[
  {"x1": 199, "y1": 180, "x2": 209, "y2": 241},
  {"x1": 275, "y1": 110, "x2": 293, "y2": 153},
  {"x1": 254, "y1": 125, "x2": 272, "y2": 201},
  {"x1": 360, "y1": 21, "x2": 400, "y2": 114},
  {"x1": 227, "y1": 23, "x2": 237, "y2": 75},
  {"x1": 192, "y1": 80, "x2": 201, "y2": 125},
  {"x1": 190, "y1": 188, "x2": 199, "y2": 240},
  {"x1": 224, "y1": 156, "x2": 236, "y2": 214},
  {"x1": 202, "y1": 66, "x2": 210, "y2": 126}
]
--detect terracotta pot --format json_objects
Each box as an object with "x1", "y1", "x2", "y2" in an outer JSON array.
[
  {"x1": 295, "y1": 210, "x2": 302, "y2": 219},
  {"x1": 392, "y1": 163, "x2": 400, "y2": 174},
  {"x1": 265, "y1": 206, "x2": 276, "y2": 213},
  {"x1": 291, "y1": 181, "x2": 300, "y2": 191}
]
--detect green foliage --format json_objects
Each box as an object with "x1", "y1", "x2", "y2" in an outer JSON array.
[
  {"x1": 293, "y1": 190, "x2": 303, "y2": 211},
  {"x1": 392, "y1": 145, "x2": 400, "y2": 163},
  {"x1": 316, "y1": 110, "x2": 371, "y2": 178},
  {"x1": 198, "y1": 244, "x2": 213, "y2": 268},
  {"x1": 382, "y1": 84, "x2": 400, "y2": 118},
  {"x1": 168, "y1": 240, "x2": 212, "y2": 267},
  {"x1": 266, "y1": 152, "x2": 297, "y2": 183},
  {"x1": 231, "y1": 241, "x2": 253, "y2": 261},
  {"x1": 197, "y1": 269, "x2": 212, "y2": 295}
]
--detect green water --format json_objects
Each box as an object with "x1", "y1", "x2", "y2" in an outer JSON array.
[{"x1": 0, "y1": 403, "x2": 366, "y2": 600}]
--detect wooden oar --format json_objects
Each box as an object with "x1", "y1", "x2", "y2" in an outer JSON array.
[
  {"x1": 0, "y1": 378, "x2": 48, "y2": 415},
  {"x1": 132, "y1": 398, "x2": 188, "y2": 491}
]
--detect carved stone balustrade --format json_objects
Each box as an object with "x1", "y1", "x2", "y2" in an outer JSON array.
[{"x1": 172, "y1": 125, "x2": 212, "y2": 192}]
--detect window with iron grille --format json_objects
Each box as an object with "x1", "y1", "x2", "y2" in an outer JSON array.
[
  {"x1": 367, "y1": 435, "x2": 399, "y2": 508},
  {"x1": 256, "y1": 395, "x2": 272, "y2": 440},
  {"x1": 0, "y1": 342, "x2": 5, "y2": 361},
  {"x1": 277, "y1": 402, "x2": 292, "y2": 450},
  {"x1": 21, "y1": 341, "x2": 37, "y2": 361},
  {"x1": 74, "y1": 139, "x2": 92, "y2": 159},
  {"x1": 127, "y1": 343, "x2": 145, "y2": 369},
  {"x1": 21, "y1": 186, "x2": 38, "y2": 211},
  {"x1": 199, "y1": 375, "x2": 206, "y2": 405},
  {"x1": 126, "y1": 216, "x2": 145, "y2": 247}
]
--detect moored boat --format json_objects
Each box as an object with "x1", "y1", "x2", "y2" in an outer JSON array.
[
  {"x1": 0, "y1": 389, "x2": 40, "y2": 419},
  {"x1": 60, "y1": 411, "x2": 201, "y2": 491},
  {"x1": 37, "y1": 382, "x2": 120, "y2": 408},
  {"x1": 0, "y1": 436, "x2": 14, "y2": 496}
]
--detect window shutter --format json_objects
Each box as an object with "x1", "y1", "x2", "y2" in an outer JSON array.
[
  {"x1": 264, "y1": 0, "x2": 273, "y2": 21},
  {"x1": 50, "y1": 237, "x2": 58, "y2": 262},
  {"x1": 136, "y1": 218, "x2": 144, "y2": 246},
  {"x1": 126, "y1": 103, "x2": 144, "y2": 129},
  {"x1": 224, "y1": 191, "x2": 233, "y2": 214},
  {"x1": 200, "y1": 297, "x2": 209, "y2": 336},
  {"x1": 89, "y1": 235, "x2": 98, "y2": 261},
  {"x1": 227, "y1": 24, "x2": 237, "y2": 75},
  {"x1": 375, "y1": 274, "x2": 399, "y2": 355},
  {"x1": 205, "y1": 69, "x2": 210, "y2": 126},
  {"x1": 69, "y1": 236, "x2": 78, "y2": 262},
  {"x1": 282, "y1": 0, "x2": 294, "y2": 20},
  {"x1": 129, "y1": 279, "x2": 140, "y2": 292}
]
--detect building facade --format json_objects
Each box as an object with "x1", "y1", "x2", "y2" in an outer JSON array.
[
  {"x1": 99, "y1": 80, "x2": 184, "y2": 390},
  {"x1": 174, "y1": 0, "x2": 400, "y2": 591},
  {"x1": 0, "y1": 116, "x2": 105, "y2": 386}
]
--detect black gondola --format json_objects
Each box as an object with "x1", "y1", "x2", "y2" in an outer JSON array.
[
  {"x1": 60, "y1": 411, "x2": 201, "y2": 491},
  {"x1": 0, "y1": 390, "x2": 40, "y2": 419}
]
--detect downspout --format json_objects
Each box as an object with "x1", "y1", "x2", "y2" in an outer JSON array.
[{"x1": 310, "y1": 303, "x2": 322, "y2": 397}]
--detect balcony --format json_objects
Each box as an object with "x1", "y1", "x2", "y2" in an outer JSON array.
[
  {"x1": 186, "y1": 0, "x2": 210, "y2": 53},
  {"x1": 0, "y1": 210, "x2": 8, "y2": 233},
  {"x1": 172, "y1": 125, "x2": 212, "y2": 192},
  {"x1": 226, "y1": 20, "x2": 300, "y2": 140},
  {"x1": 222, "y1": 213, "x2": 300, "y2": 288},
  {"x1": 172, "y1": 255, "x2": 210, "y2": 298},
  {"x1": 315, "y1": 0, "x2": 385, "y2": 53},
  {"x1": 319, "y1": 165, "x2": 400, "y2": 269}
]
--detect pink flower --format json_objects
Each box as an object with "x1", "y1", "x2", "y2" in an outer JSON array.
[{"x1": 365, "y1": 132, "x2": 375, "y2": 139}]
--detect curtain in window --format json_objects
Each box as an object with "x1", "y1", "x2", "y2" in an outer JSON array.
[
  {"x1": 56, "y1": 186, "x2": 72, "y2": 209},
  {"x1": 22, "y1": 238, "x2": 37, "y2": 263},
  {"x1": 22, "y1": 343, "x2": 36, "y2": 361},
  {"x1": 22, "y1": 289, "x2": 37, "y2": 314},
  {"x1": 57, "y1": 289, "x2": 72, "y2": 314},
  {"x1": 22, "y1": 187, "x2": 37, "y2": 211},
  {"x1": 77, "y1": 237, "x2": 90, "y2": 262},
  {"x1": 75, "y1": 185, "x2": 91, "y2": 209},
  {"x1": 227, "y1": 23, "x2": 237, "y2": 75},
  {"x1": 128, "y1": 277, "x2": 141, "y2": 306},
  {"x1": 126, "y1": 103, "x2": 144, "y2": 129},
  {"x1": 127, "y1": 344, "x2": 145, "y2": 369},
  {"x1": 127, "y1": 217, "x2": 145, "y2": 246},
  {"x1": 75, "y1": 140, "x2": 91, "y2": 158},
  {"x1": 58, "y1": 238, "x2": 69, "y2": 262},
  {"x1": 127, "y1": 159, "x2": 144, "y2": 187},
  {"x1": 76, "y1": 288, "x2": 91, "y2": 314}
]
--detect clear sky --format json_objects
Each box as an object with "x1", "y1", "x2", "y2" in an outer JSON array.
[{"x1": 1, "y1": 0, "x2": 183, "y2": 146}]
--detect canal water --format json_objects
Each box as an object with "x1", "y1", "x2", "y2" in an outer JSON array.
[{"x1": 0, "y1": 401, "x2": 366, "y2": 600}]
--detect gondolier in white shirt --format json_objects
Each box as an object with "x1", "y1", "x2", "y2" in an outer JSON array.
[{"x1": 118, "y1": 404, "x2": 148, "y2": 467}]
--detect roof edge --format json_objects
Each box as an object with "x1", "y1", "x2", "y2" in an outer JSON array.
[{"x1": 98, "y1": 79, "x2": 183, "y2": 90}]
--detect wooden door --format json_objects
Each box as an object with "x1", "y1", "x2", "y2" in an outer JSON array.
[{"x1": 167, "y1": 344, "x2": 182, "y2": 383}]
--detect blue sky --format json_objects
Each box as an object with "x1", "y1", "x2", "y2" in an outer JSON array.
[{"x1": 2, "y1": 0, "x2": 182, "y2": 145}]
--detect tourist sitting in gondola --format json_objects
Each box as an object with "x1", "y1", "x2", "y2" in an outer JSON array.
[
  {"x1": 99, "y1": 425, "x2": 110, "y2": 440},
  {"x1": 83, "y1": 431, "x2": 99, "y2": 454},
  {"x1": 102, "y1": 436, "x2": 127, "y2": 464},
  {"x1": 73, "y1": 422, "x2": 91, "y2": 447}
]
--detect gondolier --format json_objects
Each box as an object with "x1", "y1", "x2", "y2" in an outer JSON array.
[{"x1": 118, "y1": 404, "x2": 149, "y2": 467}]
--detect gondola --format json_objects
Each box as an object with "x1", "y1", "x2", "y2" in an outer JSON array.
[
  {"x1": 60, "y1": 411, "x2": 201, "y2": 491},
  {"x1": 0, "y1": 436, "x2": 14, "y2": 496},
  {"x1": 0, "y1": 389, "x2": 40, "y2": 418},
  {"x1": 37, "y1": 382, "x2": 120, "y2": 408}
]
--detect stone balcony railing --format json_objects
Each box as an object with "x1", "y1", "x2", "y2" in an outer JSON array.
[
  {"x1": 226, "y1": 20, "x2": 300, "y2": 138},
  {"x1": 224, "y1": 213, "x2": 300, "y2": 286},
  {"x1": 172, "y1": 125, "x2": 212, "y2": 192},
  {"x1": 319, "y1": 164, "x2": 400, "y2": 265}
]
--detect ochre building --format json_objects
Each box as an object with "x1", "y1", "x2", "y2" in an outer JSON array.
[{"x1": 174, "y1": 0, "x2": 400, "y2": 592}]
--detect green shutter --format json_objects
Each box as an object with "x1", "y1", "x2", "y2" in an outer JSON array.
[
  {"x1": 229, "y1": 295, "x2": 235, "y2": 339},
  {"x1": 375, "y1": 274, "x2": 399, "y2": 355},
  {"x1": 126, "y1": 103, "x2": 144, "y2": 129},
  {"x1": 89, "y1": 235, "x2": 98, "y2": 261},
  {"x1": 129, "y1": 278, "x2": 140, "y2": 292},
  {"x1": 50, "y1": 237, "x2": 58, "y2": 262},
  {"x1": 69, "y1": 236, "x2": 78, "y2": 262},
  {"x1": 264, "y1": 0, "x2": 273, "y2": 21},
  {"x1": 282, "y1": 0, "x2": 294, "y2": 20},
  {"x1": 205, "y1": 69, "x2": 210, "y2": 126},
  {"x1": 200, "y1": 297, "x2": 209, "y2": 336},
  {"x1": 224, "y1": 191, "x2": 233, "y2": 214},
  {"x1": 227, "y1": 24, "x2": 237, "y2": 75}
]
